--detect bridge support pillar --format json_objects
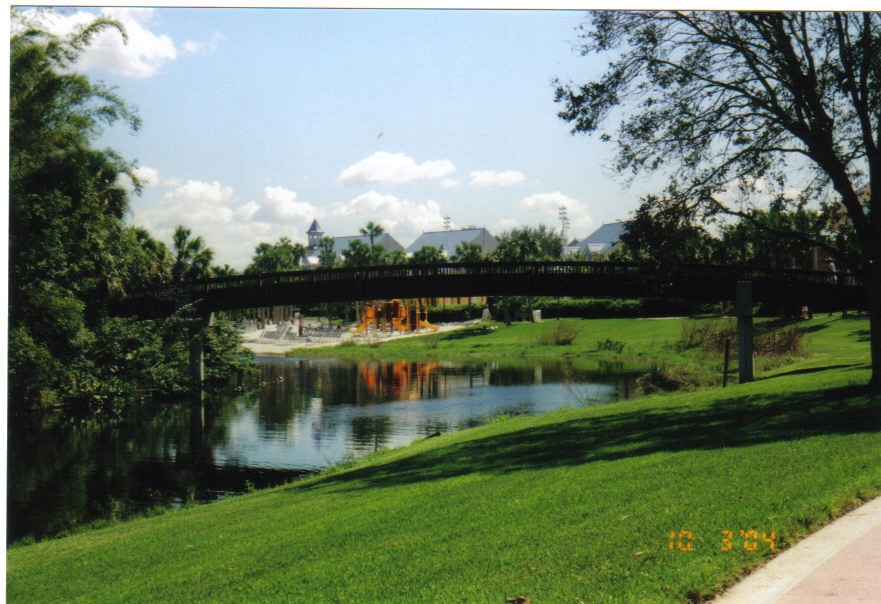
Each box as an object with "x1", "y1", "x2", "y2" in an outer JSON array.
[
  {"x1": 189, "y1": 313, "x2": 214, "y2": 394},
  {"x1": 736, "y1": 281, "x2": 754, "y2": 383}
]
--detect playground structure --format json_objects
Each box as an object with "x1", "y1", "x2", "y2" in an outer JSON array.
[{"x1": 353, "y1": 299, "x2": 438, "y2": 335}]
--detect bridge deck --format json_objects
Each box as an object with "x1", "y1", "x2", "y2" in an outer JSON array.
[{"x1": 117, "y1": 262, "x2": 865, "y2": 318}]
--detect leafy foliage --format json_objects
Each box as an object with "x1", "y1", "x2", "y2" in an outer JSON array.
[
  {"x1": 556, "y1": 10, "x2": 881, "y2": 389},
  {"x1": 410, "y1": 245, "x2": 446, "y2": 264},
  {"x1": 317, "y1": 236, "x2": 338, "y2": 269},
  {"x1": 9, "y1": 12, "x2": 251, "y2": 411},
  {"x1": 452, "y1": 241, "x2": 485, "y2": 262},
  {"x1": 245, "y1": 237, "x2": 307, "y2": 274},
  {"x1": 491, "y1": 225, "x2": 563, "y2": 262},
  {"x1": 171, "y1": 225, "x2": 214, "y2": 283}
]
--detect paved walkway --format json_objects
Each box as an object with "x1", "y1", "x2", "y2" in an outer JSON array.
[{"x1": 717, "y1": 495, "x2": 881, "y2": 602}]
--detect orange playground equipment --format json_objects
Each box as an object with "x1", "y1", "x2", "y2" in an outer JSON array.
[{"x1": 352, "y1": 299, "x2": 438, "y2": 334}]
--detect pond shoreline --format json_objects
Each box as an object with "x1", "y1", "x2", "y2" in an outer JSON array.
[{"x1": 239, "y1": 320, "x2": 483, "y2": 356}]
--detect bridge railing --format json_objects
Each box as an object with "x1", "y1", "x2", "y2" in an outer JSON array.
[
  {"x1": 189, "y1": 261, "x2": 656, "y2": 294},
  {"x1": 116, "y1": 261, "x2": 862, "y2": 318},
  {"x1": 188, "y1": 261, "x2": 853, "y2": 295}
]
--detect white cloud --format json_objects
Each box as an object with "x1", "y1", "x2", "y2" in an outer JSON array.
[
  {"x1": 469, "y1": 170, "x2": 525, "y2": 187},
  {"x1": 117, "y1": 165, "x2": 160, "y2": 190},
  {"x1": 181, "y1": 32, "x2": 225, "y2": 56},
  {"x1": 441, "y1": 178, "x2": 460, "y2": 189},
  {"x1": 339, "y1": 152, "x2": 456, "y2": 186},
  {"x1": 493, "y1": 217, "x2": 520, "y2": 234},
  {"x1": 157, "y1": 180, "x2": 237, "y2": 224},
  {"x1": 259, "y1": 186, "x2": 319, "y2": 222},
  {"x1": 521, "y1": 191, "x2": 594, "y2": 234},
  {"x1": 133, "y1": 166, "x2": 161, "y2": 187},
  {"x1": 332, "y1": 191, "x2": 445, "y2": 240},
  {"x1": 22, "y1": 7, "x2": 220, "y2": 79},
  {"x1": 129, "y1": 180, "x2": 324, "y2": 268}
]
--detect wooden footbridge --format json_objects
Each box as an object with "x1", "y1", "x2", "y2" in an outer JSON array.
[{"x1": 117, "y1": 261, "x2": 864, "y2": 318}]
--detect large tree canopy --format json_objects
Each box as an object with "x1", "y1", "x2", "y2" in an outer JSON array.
[
  {"x1": 9, "y1": 12, "x2": 250, "y2": 409},
  {"x1": 556, "y1": 11, "x2": 881, "y2": 390}
]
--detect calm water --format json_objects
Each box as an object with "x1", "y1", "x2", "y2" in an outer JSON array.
[{"x1": 8, "y1": 358, "x2": 639, "y2": 543}]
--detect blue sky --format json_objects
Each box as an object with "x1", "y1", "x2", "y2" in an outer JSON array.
[{"x1": 23, "y1": 7, "x2": 664, "y2": 269}]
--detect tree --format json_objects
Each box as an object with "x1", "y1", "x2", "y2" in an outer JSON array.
[
  {"x1": 120, "y1": 226, "x2": 173, "y2": 291},
  {"x1": 341, "y1": 239, "x2": 373, "y2": 268},
  {"x1": 410, "y1": 245, "x2": 447, "y2": 264},
  {"x1": 716, "y1": 201, "x2": 829, "y2": 269},
  {"x1": 10, "y1": 13, "x2": 142, "y2": 406},
  {"x1": 453, "y1": 241, "x2": 485, "y2": 262},
  {"x1": 386, "y1": 249, "x2": 409, "y2": 265},
  {"x1": 555, "y1": 11, "x2": 881, "y2": 390},
  {"x1": 171, "y1": 225, "x2": 214, "y2": 283},
  {"x1": 212, "y1": 264, "x2": 239, "y2": 278},
  {"x1": 359, "y1": 221, "x2": 385, "y2": 264},
  {"x1": 317, "y1": 236, "x2": 338, "y2": 269},
  {"x1": 359, "y1": 221, "x2": 385, "y2": 247},
  {"x1": 491, "y1": 225, "x2": 563, "y2": 262},
  {"x1": 9, "y1": 11, "x2": 251, "y2": 409},
  {"x1": 619, "y1": 196, "x2": 719, "y2": 264},
  {"x1": 245, "y1": 236, "x2": 306, "y2": 274}
]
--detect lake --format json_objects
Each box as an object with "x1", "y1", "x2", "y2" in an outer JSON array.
[{"x1": 7, "y1": 357, "x2": 640, "y2": 544}]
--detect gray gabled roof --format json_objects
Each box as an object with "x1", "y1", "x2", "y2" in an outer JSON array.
[
  {"x1": 331, "y1": 233, "x2": 404, "y2": 254},
  {"x1": 405, "y1": 228, "x2": 498, "y2": 256},
  {"x1": 575, "y1": 221, "x2": 627, "y2": 256}
]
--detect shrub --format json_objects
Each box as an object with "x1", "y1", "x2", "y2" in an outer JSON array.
[
  {"x1": 635, "y1": 363, "x2": 693, "y2": 394},
  {"x1": 755, "y1": 322, "x2": 806, "y2": 357},
  {"x1": 679, "y1": 318, "x2": 806, "y2": 358},
  {"x1": 679, "y1": 319, "x2": 736, "y2": 353},
  {"x1": 596, "y1": 339, "x2": 626, "y2": 353},
  {"x1": 537, "y1": 322, "x2": 581, "y2": 345}
]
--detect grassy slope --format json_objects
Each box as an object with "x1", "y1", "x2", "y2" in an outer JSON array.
[{"x1": 8, "y1": 317, "x2": 881, "y2": 603}]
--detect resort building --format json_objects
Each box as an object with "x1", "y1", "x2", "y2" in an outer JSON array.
[{"x1": 405, "y1": 227, "x2": 499, "y2": 259}]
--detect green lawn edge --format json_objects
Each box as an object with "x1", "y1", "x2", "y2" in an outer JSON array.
[{"x1": 8, "y1": 316, "x2": 881, "y2": 603}]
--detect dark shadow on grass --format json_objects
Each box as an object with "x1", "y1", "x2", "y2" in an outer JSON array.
[
  {"x1": 799, "y1": 323, "x2": 832, "y2": 334},
  {"x1": 851, "y1": 329, "x2": 870, "y2": 342},
  {"x1": 438, "y1": 327, "x2": 494, "y2": 342},
  {"x1": 303, "y1": 385, "x2": 881, "y2": 493},
  {"x1": 770, "y1": 364, "x2": 857, "y2": 378}
]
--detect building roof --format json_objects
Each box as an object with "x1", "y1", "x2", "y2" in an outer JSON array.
[
  {"x1": 307, "y1": 219, "x2": 323, "y2": 234},
  {"x1": 330, "y1": 233, "x2": 404, "y2": 254},
  {"x1": 575, "y1": 221, "x2": 627, "y2": 256},
  {"x1": 404, "y1": 228, "x2": 498, "y2": 256}
]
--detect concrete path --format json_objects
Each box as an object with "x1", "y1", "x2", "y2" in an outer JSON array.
[{"x1": 716, "y1": 495, "x2": 881, "y2": 602}]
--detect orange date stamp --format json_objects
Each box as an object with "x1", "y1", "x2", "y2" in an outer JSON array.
[{"x1": 668, "y1": 530, "x2": 776, "y2": 552}]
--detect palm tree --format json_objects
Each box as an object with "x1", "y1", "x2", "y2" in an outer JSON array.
[
  {"x1": 171, "y1": 225, "x2": 214, "y2": 283},
  {"x1": 359, "y1": 221, "x2": 385, "y2": 265},
  {"x1": 359, "y1": 221, "x2": 385, "y2": 247}
]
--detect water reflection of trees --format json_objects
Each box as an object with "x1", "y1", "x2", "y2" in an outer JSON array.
[
  {"x1": 9, "y1": 359, "x2": 640, "y2": 544},
  {"x1": 7, "y1": 394, "x2": 302, "y2": 544}
]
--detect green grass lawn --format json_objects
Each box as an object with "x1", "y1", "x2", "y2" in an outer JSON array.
[
  {"x1": 298, "y1": 317, "x2": 688, "y2": 362},
  {"x1": 8, "y1": 316, "x2": 881, "y2": 603}
]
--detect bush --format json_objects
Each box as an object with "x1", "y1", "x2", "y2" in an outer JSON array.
[
  {"x1": 755, "y1": 322, "x2": 806, "y2": 357},
  {"x1": 596, "y1": 339, "x2": 626, "y2": 353},
  {"x1": 679, "y1": 319, "x2": 736, "y2": 353},
  {"x1": 679, "y1": 318, "x2": 805, "y2": 358},
  {"x1": 537, "y1": 322, "x2": 581, "y2": 345},
  {"x1": 424, "y1": 303, "x2": 486, "y2": 323},
  {"x1": 635, "y1": 363, "x2": 693, "y2": 394}
]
